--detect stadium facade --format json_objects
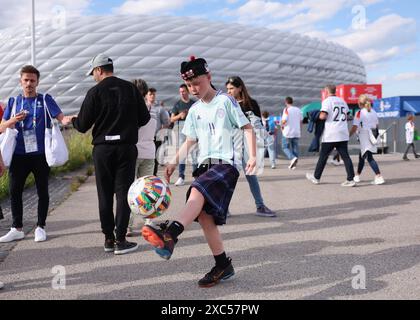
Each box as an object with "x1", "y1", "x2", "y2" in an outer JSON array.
[{"x1": 0, "y1": 15, "x2": 366, "y2": 114}]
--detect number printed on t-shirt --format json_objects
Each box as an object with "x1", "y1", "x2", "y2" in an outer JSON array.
[{"x1": 333, "y1": 106, "x2": 347, "y2": 122}]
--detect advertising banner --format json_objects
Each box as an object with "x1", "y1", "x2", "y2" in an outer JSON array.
[
  {"x1": 373, "y1": 97, "x2": 401, "y2": 118},
  {"x1": 321, "y1": 84, "x2": 382, "y2": 104}
]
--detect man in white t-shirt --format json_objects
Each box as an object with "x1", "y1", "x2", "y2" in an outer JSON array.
[
  {"x1": 403, "y1": 114, "x2": 420, "y2": 160},
  {"x1": 306, "y1": 85, "x2": 355, "y2": 187},
  {"x1": 281, "y1": 97, "x2": 302, "y2": 169}
]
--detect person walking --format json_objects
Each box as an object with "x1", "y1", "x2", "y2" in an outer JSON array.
[
  {"x1": 261, "y1": 111, "x2": 277, "y2": 169},
  {"x1": 281, "y1": 97, "x2": 302, "y2": 170},
  {"x1": 145, "y1": 88, "x2": 170, "y2": 175},
  {"x1": 306, "y1": 85, "x2": 356, "y2": 187},
  {"x1": 63, "y1": 54, "x2": 150, "y2": 254},
  {"x1": 0, "y1": 65, "x2": 65, "y2": 243},
  {"x1": 126, "y1": 78, "x2": 157, "y2": 237},
  {"x1": 350, "y1": 94, "x2": 385, "y2": 185},
  {"x1": 141, "y1": 56, "x2": 257, "y2": 287},
  {"x1": 402, "y1": 114, "x2": 419, "y2": 160},
  {"x1": 170, "y1": 84, "x2": 198, "y2": 186},
  {"x1": 225, "y1": 76, "x2": 276, "y2": 217}
]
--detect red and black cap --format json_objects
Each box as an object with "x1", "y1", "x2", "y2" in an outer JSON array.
[{"x1": 180, "y1": 56, "x2": 210, "y2": 80}]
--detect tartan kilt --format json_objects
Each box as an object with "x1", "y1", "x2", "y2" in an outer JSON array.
[{"x1": 186, "y1": 164, "x2": 239, "y2": 225}]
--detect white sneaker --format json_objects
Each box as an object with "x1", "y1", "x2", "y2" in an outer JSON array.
[
  {"x1": 34, "y1": 227, "x2": 47, "y2": 242},
  {"x1": 331, "y1": 159, "x2": 341, "y2": 166},
  {"x1": 372, "y1": 176, "x2": 385, "y2": 185},
  {"x1": 353, "y1": 175, "x2": 361, "y2": 183},
  {"x1": 341, "y1": 180, "x2": 356, "y2": 187},
  {"x1": 174, "y1": 177, "x2": 185, "y2": 186},
  {"x1": 271, "y1": 164, "x2": 276, "y2": 169},
  {"x1": 0, "y1": 228, "x2": 25, "y2": 243},
  {"x1": 306, "y1": 173, "x2": 320, "y2": 185},
  {"x1": 0, "y1": 281, "x2": 4, "y2": 290},
  {"x1": 288, "y1": 157, "x2": 298, "y2": 169}
]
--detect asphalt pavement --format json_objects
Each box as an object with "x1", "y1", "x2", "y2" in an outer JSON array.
[{"x1": 0, "y1": 153, "x2": 419, "y2": 300}]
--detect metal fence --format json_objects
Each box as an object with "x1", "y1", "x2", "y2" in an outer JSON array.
[{"x1": 270, "y1": 117, "x2": 420, "y2": 158}]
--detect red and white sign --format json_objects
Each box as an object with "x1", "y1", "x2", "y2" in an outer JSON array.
[{"x1": 322, "y1": 84, "x2": 382, "y2": 104}]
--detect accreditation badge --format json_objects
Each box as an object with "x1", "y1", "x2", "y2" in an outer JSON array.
[{"x1": 23, "y1": 129, "x2": 38, "y2": 153}]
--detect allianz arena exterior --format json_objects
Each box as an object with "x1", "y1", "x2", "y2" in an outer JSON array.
[{"x1": 0, "y1": 15, "x2": 366, "y2": 114}]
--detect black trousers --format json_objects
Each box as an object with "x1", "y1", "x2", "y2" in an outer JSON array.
[
  {"x1": 92, "y1": 144, "x2": 137, "y2": 242},
  {"x1": 9, "y1": 154, "x2": 50, "y2": 229},
  {"x1": 403, "y1": 143, "x2": 418, "y2": 157},
  {"x1": 314, "y1": 141, "x2": 355, "y2": 181},
  {"x1": 153, "y1": 140, "x2": 163, "y2": 176}
]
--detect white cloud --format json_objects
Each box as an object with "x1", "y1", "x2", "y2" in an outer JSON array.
[
  {"x1": 359, "y1": 46, "x2": 400, "y2": 65},
  {"x1": 268, "y1": 0, "x2": 348, "y2": 32},
  {"x1": 394, "y1": 72, "x2": 420, "y2": 81},
  {"x1": 360, "y1": 0, "x2": 384, "y2": 5},
  {"x1": 334, "y1": 14, "x2": 416, "y2": 52},
  {"x1": 221, "y1": 1, "x2": 416, "y2": 70},
  {"x1": 330, "y1": 14, "x2": 417, "y2": 67},
  {"x1": 223, "y1": 0, "x2": 384, "y2": 32},
  {"x1": 113, "y1": 0, "x2": 188, "y2": 15},
  {"x1": 223, "y1": 0, "x2": 350, "y2": 27},
  {"x1": 0, "y1": 0, "x2": 91, "y2": 29}
]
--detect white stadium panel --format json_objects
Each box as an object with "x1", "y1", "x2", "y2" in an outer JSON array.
[{"x1": 0, "y1": 14, "x2": 366, "y2": 114}]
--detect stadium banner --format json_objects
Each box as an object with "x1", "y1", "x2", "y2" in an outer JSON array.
[
  {"x1": 373, "y1": 97, "x2": 401, "y2": 118},
  {"x1": 322, "y1": 84, "x2": 382, "y2": 104}
]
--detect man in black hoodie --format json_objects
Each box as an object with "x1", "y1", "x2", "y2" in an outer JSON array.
[{"x1": 64, "y1": 54, "x2": 150, "y2": 255}]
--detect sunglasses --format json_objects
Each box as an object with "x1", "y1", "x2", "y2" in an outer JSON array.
[{"x1": 226, "y1": 76, "x2": 241, "y2": 86}]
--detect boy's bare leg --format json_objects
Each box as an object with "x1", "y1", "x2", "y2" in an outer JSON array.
[
  {"x1": 173, "y1": 187, "x2": 205, "y2": 228},
  {"x1": 173, "y1": 188, "x2": 224, "y2": 255},
  {"x1": 197, "y1": 211, "x2": 224, "y2": 256}
]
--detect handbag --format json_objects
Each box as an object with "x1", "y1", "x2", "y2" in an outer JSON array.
[
  {"x1": 0, "y1": 98, "x2": 18, "y2": 167},
  {"x1": 44, "y1": 95, "x2": 69, "y2": 167},
  {"x1": 369, "y1": 128, "x2": 381, "y2": 145},
  {"x1": 244, "y1": 111, "x2": 265, "y2": 175}
]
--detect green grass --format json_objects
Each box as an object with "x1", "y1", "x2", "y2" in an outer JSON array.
[
  {"x1": 50, "y1": 129, "x2": 93, "y2": 175},
  {"x1": 0, "y1": 129, "x2": 93, "y2": 200}
]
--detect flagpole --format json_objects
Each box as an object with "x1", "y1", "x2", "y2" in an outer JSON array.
[{"x1": 31, "y1": 0, "x2": 36, "y2": 65}]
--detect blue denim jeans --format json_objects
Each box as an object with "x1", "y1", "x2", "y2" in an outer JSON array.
[
  {"x1": 265, "y1": 135, "x2": 276, "y2": 165},
  {"x1": 357, "y1": 151, "x2": 380, "y2": 175},
  {"x1": 282, "y1": 136, "x2": 299, "y2": 160},
  {"x1": 242, "y1": 159, "x2": 264, "y2": 208}
]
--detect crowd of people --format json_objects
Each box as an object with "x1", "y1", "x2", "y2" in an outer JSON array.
[{"x1": 0, "y1": 54, "x2": 419, "y2": 290}]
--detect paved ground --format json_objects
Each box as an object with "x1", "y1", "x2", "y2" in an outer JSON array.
[{"x1": 0, "y1": 153, "x2": 419, "y2": 300}]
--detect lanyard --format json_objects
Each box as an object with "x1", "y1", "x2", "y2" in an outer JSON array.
[{"x1": 20, "y1": 95, "x2": 38, "y2": 129}]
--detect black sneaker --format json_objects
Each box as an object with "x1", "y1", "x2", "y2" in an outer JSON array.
[
  {"x1": 198, "y1": 258, "x2": 235, "y2": 288},
  {"x1": 141, "y1": 222, "x2": 176, "y2": 260},
  {"x1": 114, "y1": 240, "x2": 139, "y2": 255},
  {"x1": 403, "y1": 156, "x2": 409, "y2": 161},
  {"x1": 104, "y1": 239, "x2": 115, "y2": 253}
]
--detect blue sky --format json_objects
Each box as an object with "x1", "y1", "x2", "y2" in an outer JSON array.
[{"x1": 0, "y1": 0, "x2": 419, "y2": 97}]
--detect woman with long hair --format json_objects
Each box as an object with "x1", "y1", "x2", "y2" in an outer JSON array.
[
  {"x1": 225, "y1": 76, "x2": 276, "y2": 217},
  {"x1": 350, "y1": 94, "x2": 385, "y2": 185}
]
